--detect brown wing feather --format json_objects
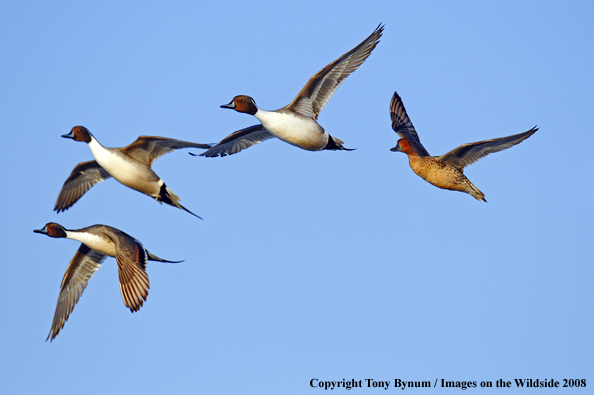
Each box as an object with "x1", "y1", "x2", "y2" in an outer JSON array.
[
  {"x1": 109, "y1": 234, "x2": 150, "y2": 312},
  {"x1": 123, "y1": 136, "x2": 211, "y2": 166}
]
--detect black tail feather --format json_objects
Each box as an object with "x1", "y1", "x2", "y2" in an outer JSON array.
[
  {"x1": 325, "y1": 135, "x2": 355, "y2": 151},
  {"x1": 158, "y1": 183, "x2": 203, "y2": 219}
]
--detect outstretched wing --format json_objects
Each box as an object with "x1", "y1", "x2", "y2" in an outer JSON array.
[
  {"x1": 286, "y1": 24, "x2": 384, "y2": 120},
  {"x1": 199, "y1": 125, "x2": 275, "y2": 157},
  {"x1": 47, "y1": 244, "x2": 106, "y2": 341},
  {"x1": 105, "y1": 229, "x2": 151, "y2": 313},
  {"x1": 389, "y1": 91, "x2": 429, "y2": 156},
  {"x1": 123, "y1": 136, "x2": 211, "y2": 166},
  {"x1": 439, "y1": 127, "x2": 538, "y2": 169},
  {"x1": 54, "y1": 161, "x2": 112, "y2": 212}
]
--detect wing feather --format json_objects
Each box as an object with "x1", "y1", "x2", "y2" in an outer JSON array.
[
  {"x1": 108, "y1": 232, "x2": 150, "y2": 312},
  {"x1": 199, "y1": 125, "x2": 275, "y2": 157},
  {"x1": 54, "y1": 161, "x2": 112, "y2": 212},
  {"x1": 46, "y1": 244, "x2": 106, "y2": 341},
  {"x1": 439, "y1": 127, "x2": 538, "y2": 168},
  {"x1": 123, "y1": 136, "x2": 211, "y2": 165},
  {"x1": 389, "y1": 91, "x2": 430, "y2": 156},
  {"x1": 286, "y1": 24, "x2": 383, "y2": 120}
]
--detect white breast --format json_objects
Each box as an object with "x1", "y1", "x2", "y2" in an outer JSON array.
[
  {"x1": 255, "y1": 110, "x2": 327, "y2": 150},
  {"x1": 88, "y1": 139, "x2": 151, "y2": 186},
  {"x1": 65, "y1": 230, "x2": 116, "y2": 256}
]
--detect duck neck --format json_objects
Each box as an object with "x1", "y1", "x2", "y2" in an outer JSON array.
[
  {"x1": 251, "y1": 106, "x2": 265, "y2": 118},
  {"x1": 253, "y1": 108, "x2": 273, "y2": 126},
  {"x1": 63, "y1": 229, "x2": 96, "y2": 245},
  {"x1": 87, "y1": 135, "x2": 109, "y2": 160}
]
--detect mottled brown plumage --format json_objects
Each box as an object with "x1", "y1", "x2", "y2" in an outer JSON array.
[{"x1": 389, "y1": 92, "x2": 537, "y2": 201}]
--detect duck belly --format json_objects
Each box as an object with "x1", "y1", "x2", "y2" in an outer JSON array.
[
  {"x1": 93, "y1": 150, "x2": 160, "y2": 196},
  {"x1": 410, "y1": 157, "x2": 465, "y2": 191},
  {"x1": 258, "y1": 112, "x2": 328, "y2": 151}
]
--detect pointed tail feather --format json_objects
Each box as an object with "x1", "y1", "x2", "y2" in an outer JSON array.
[
  {"x1": 147, "y1": 252, "x2": 183, "y2": 263},
  {"x1": 159, "y1": 184, "x2": 203, "y2": 219},
  {"x1": 467, "y1": 182, "x2": 486, "y2": 202},
  {"x1": 325, "y1": 136, "x2": 355, "y2": 151}
]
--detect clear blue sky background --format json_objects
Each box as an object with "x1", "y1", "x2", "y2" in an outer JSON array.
[{"x1": 1, "y1": 1, "x2": 592, "y2": 394}]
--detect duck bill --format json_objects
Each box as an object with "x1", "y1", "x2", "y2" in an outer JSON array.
[
  {"x1": 34, "y1": 226, "x2": 48, "y2": 235},
  {"x1": 220, "y1": 101, "x2": 236, "y2": 109},
  {"x1": 390, "y1": 145, "x2": 402, "y2": 152},
  {"x1": 61, "y1": 131, "x2": 75, "y2": 139}
]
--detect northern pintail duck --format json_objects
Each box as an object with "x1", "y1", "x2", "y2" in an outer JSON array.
[
  {"x1": 55, "y1": 126, "x2": 211, "y2": 218},
  {"x1": 199, "y1": 24, "x2": 384, "y2": 157},
  {"x1": 34, "y1": 222, "x2": 182, "y2": 341},
  {"x1": 389, "y1": 92, "x2": 537, "y2": 201}
]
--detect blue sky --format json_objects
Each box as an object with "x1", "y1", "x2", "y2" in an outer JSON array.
[{"x1": 1, "y1": 1, "x2": 592, "y2": 393}]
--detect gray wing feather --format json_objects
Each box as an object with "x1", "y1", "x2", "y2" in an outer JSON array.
[
  {"x1": 47, "y1": 244, "x2": 106, "y2": 341},
  {"x1": 439, "y1": 127, "x2": 538, "y2": 169},
  {"x1": 200, "y1": 125, "x2": 275, "y2": 157},
  {"x1": 287, "y1": 24, "x2": 383, "y2": 120},
  {"x1": 124, "y1": 136, "x2": 211, "y2": 165},
  {"x1": 389, "y1": 91, "x2": 430, "y2": 156},
  {"x1": 54, "y1": 161, "x2": 112, "y2": 212}
]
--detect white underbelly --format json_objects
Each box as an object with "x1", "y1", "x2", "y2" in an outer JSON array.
[
  {"x1": 100, "y1": 156, "x2": 147, "y2": 185},
  {"x1": 257, "y1": 111, "x2": 327, "y2": 150},
  {"x1": 91, "y1": 145, "x2": 157, "y2": 193}
]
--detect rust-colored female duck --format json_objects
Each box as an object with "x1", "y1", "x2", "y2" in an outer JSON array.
[{"x1": 389, "y1": 92, "x2": 537, "y2": 201}]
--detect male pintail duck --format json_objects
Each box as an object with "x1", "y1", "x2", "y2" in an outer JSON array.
[
  {"x1": 34, "y1": 222, "x2": 182, "y2": 341},
  {"x1": 55, "y1": 126, "x2": 211, "y2": 218},
  {"x1": 199, "y1": 24, "x2": 384, "y2": 157},
  {"x1": 389, "y1": 92, "x2": 537, "y2": 201}
]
